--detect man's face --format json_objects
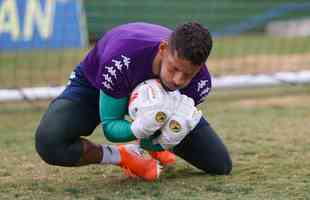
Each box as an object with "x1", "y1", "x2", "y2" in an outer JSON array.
[{"x1": 159, "y1": 47, "x2": 202, "y2": 91}]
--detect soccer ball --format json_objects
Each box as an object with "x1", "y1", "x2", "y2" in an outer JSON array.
[{"x1": 128, "y1": 79, "x2": 168, "y2": 120}]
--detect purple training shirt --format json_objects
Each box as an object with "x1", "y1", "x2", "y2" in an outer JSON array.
[{"x1": 81, "y1": 22, "x2": 212, "y2": 105}]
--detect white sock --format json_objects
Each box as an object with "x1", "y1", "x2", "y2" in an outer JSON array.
[{"x1": 100, "y1": 145, "x2": 121, "y2": 165}]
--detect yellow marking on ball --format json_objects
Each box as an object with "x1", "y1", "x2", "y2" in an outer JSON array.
[
  {"x1": 155, "y1": 112, "x2": 167, "y2": 123},
  {"x1": 169, "y1": 120, "x2": 181, "y2": 133}
]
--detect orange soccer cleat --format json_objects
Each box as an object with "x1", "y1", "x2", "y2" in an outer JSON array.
[
  {"x1": 118, "y1": 145, "x2": 162, "y2": 182},
  {"x1": 149, "y1": 150, "x2": 176, "y2": 166}
]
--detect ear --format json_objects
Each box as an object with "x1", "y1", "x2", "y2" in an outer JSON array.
[{"x1": 158, "y1": 40, "x2": 169, "y2": 56}]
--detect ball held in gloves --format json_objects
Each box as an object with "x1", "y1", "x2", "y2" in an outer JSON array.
[
  {"x1": 129, "y1": 79, "x2": 170, "y2": 121},
  {"x1": 129, "y1": 79, "x2": 174, "y2": 138}
]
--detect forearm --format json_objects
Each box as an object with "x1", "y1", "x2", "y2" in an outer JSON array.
[
  {"x1": 99, "y1": 90, "x2": 136, "y2": 142},
  {"x1": 99, "y1": 90, "x2": 165, "y2": 150},
  {"x1": 140, "y1": 138, "x2": 164, "y2": 151},
  {"x1": 102, "y1": 119, "x2": 136, "y2": 142}
]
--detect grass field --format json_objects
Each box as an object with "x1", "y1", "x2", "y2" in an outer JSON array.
[{"x1": 1, "y1": 84, "x2": 309, "y2": 200}]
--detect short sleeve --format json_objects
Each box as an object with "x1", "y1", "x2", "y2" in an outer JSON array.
[
  {"x1": 180, "y1": 65, "x2": 212, "y2": 105},
  {"x1": 96, "y1": 41, "x2": 134, "y2": 98}
]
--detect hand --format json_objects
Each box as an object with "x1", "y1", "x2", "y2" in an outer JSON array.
[
  {"x1": 154, "y1": 94, "x2": 202, "y2": 149},
  {"x1": 130, "y1": 79, "x2": 173, "y2": 138}
]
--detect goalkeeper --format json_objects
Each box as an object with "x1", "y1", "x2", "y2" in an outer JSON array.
[{"x1": 35, "y1": 22, "x2": 232, "y2": 181}]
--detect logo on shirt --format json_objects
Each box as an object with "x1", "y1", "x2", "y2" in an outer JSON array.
[
  {"x1": 101, "y1": 54, "x2": 131, "y2": 90},
  {"x1": 112, "y1": 59, "x2": 123, "y2": 71},
  {"x1": 105, "y1": 66, "x2": 117, "y2": 79},
  {"x1": 102, "y1": 73, "x2": 113, "y2": 85},
  {"x1": 197, "y1": 79, "x2": 211, "y2": 103},
  {"x1": 200, "y1": 87, "x2": 210, "y2": 97},
  {"x1": 197, "y1": 79, "x2": 208, "y2": 92},
  {"x1": 121, "y1": 55, "x2": 131, "y2": 69}
]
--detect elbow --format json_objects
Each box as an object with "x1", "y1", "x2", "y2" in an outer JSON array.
[{"x1": 102, "y1": 125, "x2": 119, "y2": 142}]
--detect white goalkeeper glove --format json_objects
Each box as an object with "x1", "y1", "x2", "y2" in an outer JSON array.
[
  {"x1": 129, "y1": 79, "x2": 173, "y2": 139},
  {"x1": 154, "y1": 94, "x2": 202, "y2": 150}
]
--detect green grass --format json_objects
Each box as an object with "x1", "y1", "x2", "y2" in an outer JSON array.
[{"x1": 1, "y1": 84, "x2": 310, "y2": 199}]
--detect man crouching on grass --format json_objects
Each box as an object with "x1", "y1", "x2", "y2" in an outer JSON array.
[{"x1": 35, "y1": 21, "x2": 232, "y2": 181}]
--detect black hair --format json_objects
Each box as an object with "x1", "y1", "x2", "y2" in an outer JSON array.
[{"x1": 169, "y1": 22, "x2": 213, "y2": 66}]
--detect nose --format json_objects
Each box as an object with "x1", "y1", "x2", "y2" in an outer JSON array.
[{"x1": 172, "y1": 72, "x2": 186, "y2": 88}]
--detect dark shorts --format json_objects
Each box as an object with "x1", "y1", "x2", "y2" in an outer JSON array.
[{"x1": 57, "y1": 65, "x2": 99, "y2": 109}]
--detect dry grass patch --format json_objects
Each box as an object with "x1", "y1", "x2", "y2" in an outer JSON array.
[
  {"x1": 235, "y1": 94, "x2": 310, "y2": 108},
  {"x1": 209, "y1": 53, "x2": 310, "y2": 75}
]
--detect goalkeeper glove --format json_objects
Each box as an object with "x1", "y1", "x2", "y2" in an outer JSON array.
[
  {"x1": 155, "y1": 94, "x2": 202, "y2": 149},
  {"x1": 130, "y1": 79, "x2": 174, "y2": 138}
]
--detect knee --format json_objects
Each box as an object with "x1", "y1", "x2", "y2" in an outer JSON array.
[
  {"x1": 204, "y1": 156, "x2": 233, "y2": 175},
  {"x1": 35, "y1": 124, "x2": 59, "y2": 166},
  {"x1": 218, "y1": 158, "x2": 233, "y2": 175}
]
